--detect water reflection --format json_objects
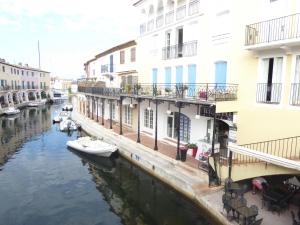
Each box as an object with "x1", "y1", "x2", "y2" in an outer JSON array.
[
  {"x1": 0, "y1": 105, "x2": 51, "y2": 166},
  {"x1": 72, "y1": 151, "x2": 211, "y2": 225},
  {"x1": 0, "y1": 105, "x2": 212, "y2": 225}
]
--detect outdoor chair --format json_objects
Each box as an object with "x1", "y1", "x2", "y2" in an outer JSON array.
[
  {"x1": 239, "y1": 197, "x2": 247, "y2": 206},
  {"x1": 222, "y1": 194, "x2": 232, "y2": 219},
  {"x1": 250, "y1": 205, "x2": 259, "y2": 215},
  {"x1": 224, "y1": 177, "x2": 233, "y2": 193}
]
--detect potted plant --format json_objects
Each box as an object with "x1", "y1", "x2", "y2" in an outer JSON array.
[
  {"x1": 187, "y1": 143, "x2": 198, "y2": 157},
  {"x1": 125, "y1": 84, "x2": 132, "y2": 94},
  {"x1": 165, "y1": 87, "x2": 172, "y2": 96}
]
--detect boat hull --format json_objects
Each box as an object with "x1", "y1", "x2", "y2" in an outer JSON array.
[{"x1": 66, "y1": 138, "x2": 118, "y2": 157}]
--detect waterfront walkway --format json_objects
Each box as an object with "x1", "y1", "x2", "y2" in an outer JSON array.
[{"x1": 73, "y1": 111, "x2": 299, "y2": 225}]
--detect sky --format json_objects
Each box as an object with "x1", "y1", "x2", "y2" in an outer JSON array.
[{"x1": 0, "y1": 0, "x2": 138, "y2": 79}]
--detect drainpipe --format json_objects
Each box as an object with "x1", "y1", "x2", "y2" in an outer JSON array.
[
  {"x1": 119, "y1": 97, "x2": 123, "y2": 135},
  {"x1": 176, "y1": 102, "x2": 182, "y2": 160},
  {"x1": 154, "y1": 100, "x2": 158, "y2": 151},
  {"x1": 137, "y1": 98, "x2": 141, "y2": 143},
  {"x1": 211, "y1": 104, "x2": 220, "y2": 185}
]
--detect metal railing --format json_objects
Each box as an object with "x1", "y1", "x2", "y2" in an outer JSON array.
[
  {"x1": 188, "y1": 0, "x2": 200, "y2": 16},
  {"x1": 245, "y1": 13, "x2": 300, "y2": 46},
  {"x1": 156, "y1": 14, "x2": 164, "y2": 28},
  {"x1": 162, "y1": 41, "x2": 197, "y2": 60},
  {"x1": 165, "y1": 10, "x2": 174, "y2": 25},
  {"x1": 290, "y1": 83, "x2": 300, "y2": 106},
  {"x1": 78, "y1": 83, "x2": 238, "y2": 102},
  {"x1": 78, "y1": 86, "x2": 121, "y2": 98},
  {"x1": 227, "y1": 136, "x2": 300, "y2": 165},
  {"x1": 176, "y1": 5, "x2": 186, "y2": 21},
  {"x1": 256, "y1": 83, "x2": 282, "y2": 104}
]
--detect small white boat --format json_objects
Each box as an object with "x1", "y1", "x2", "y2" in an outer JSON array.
[
  {"x1": 4, "y1": 107, "x2": 20, "y2": 115},
  {"x1": 28, "y1": 100, "x2": 46, "y2": 107},
  {"x1": 67, "y1": 136, "x2": 118, "y2": 157},
  {"x1": 62, "y1": 104, "x2": 73, "y2": 111},
  {"x1": 59, "y1": 119, "x2": 77, "y2": 131},
  {"x1": 53, "y1": 111, "x2": 71, "y2": 123}
]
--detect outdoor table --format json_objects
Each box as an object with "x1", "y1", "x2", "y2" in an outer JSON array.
[
  {"x1": 235, "y1": 206, "x2": 258, "y2": 225},
  {"x1": 262, "y1": 189, "x2": 285, "y2": 208}
]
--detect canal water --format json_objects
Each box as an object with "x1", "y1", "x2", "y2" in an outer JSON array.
[{"x1": 0, "y1": 105, "x2": 213, "y2": 225}]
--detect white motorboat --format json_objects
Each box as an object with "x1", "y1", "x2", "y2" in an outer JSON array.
[
  {"x1": 3, "y1": 107, "x2": 20, "y2": 115},
  {"x1": 62, "y1": 104, "x2": 73, "y2": 111},
  {"x1": 53, "y1": 111, "x2": 71, "y2": 123},
  {"x1": 67, "y1": 136, "x2": 118, "y2": 157},
  {"x1": 28, "y1": 100, "x2": 46, "y2": 107},
  {"x1": 59, "y1": 119, "x2": 77, "y2": 131}
]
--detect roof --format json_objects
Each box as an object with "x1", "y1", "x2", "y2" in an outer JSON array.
[
  {"x1": 133, "y1": 0, "x2": 145, "y2": 6},
  {"x1": 95, "y1": 40, "x2": 136, "y2": 59},
  {"x1": 0, "y1": 60, "x2": 50, "y2": 73},
  {"x1": 84, "y1": 40, "x2": 137, "y2": 66}
]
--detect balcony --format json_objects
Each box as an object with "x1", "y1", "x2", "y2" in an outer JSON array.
[
  {"x1": 256, "y1": 83, "x2": 282, "y2": 104},
  {"x1": 101, "y1": 64, "x2": 115, "y2": 73},
  {"x1": 290, "y1": 83, "x2": 300, "y2": 106},
  {"x1": 156, "y1": 14, "x2": 164, "y2": 28},
  {"x1": 188, "y1": 0, "x2": 200, "y2": 16},
  {"x1": 176, "y1": 5, "x2": 186, "y2": 21},
  {"x1": 165, "y1": 10, "x2": 174, "y2": 25},
  {"x1": 78, "y1": 86, "x2": 120, "y2": 98},
  {"x1": 78, "y1": 83, "x2": 238, "y2": 102},
  {"x1": 245, "y1": 13, "x2": 300, "y2": 49},
  {"x1": 162, "y1": 41, "x2": 197, "y2": 60}
]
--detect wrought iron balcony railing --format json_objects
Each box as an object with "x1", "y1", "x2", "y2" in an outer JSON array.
[
  {"x1": 290, "y1": 83, "x2": 300, "y2": 106},
  {"x1": 176, "y1": 5, "x2": 186, "y2": 21},
  {"x1": 165, "y1": 10, "x2": 174, "y2": 25},
  {"x1": 162, "y1": 41, "x2": 197, "y2": 60},
  {"x1": 188, "y1": 0, "x2": 200, "y2": 16},
  {"x1": 226, "y1": 136, "x2": 300, "y2": 165},
  {"x1": 78, "y1": 86, "x2": 121, "y2": 98},
  {"x1": 78, "y1": 83, "x2": 238, "y2": 102},
  {"x1": 245, "y1": 13, "x2": 300, "y2": 46},
  {"x1": 256, "y1": 83, "x2": 282, "y2": 104}
]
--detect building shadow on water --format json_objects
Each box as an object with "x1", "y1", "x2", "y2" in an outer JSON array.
[{"x1": 69, "y1": 149, "x2": 212, "y2": 225}]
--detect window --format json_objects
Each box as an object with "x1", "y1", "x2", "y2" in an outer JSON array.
[
  {"x1": 32, "y1": 72, "x2": 34, "y2": 76},
  {"x1": 124, "y1": 105, "x2": 132, "y2": 125},
  {"x1": 120, "y1": 50, "x2": 125, "y2": 64},
  {"x1": 290, "y1": 55, "x2": 300, "y2": 105},
  {"x1": 144, "y1": 108, "x2": 153, "y2": 129},
  {"x1": 167, "y1": 112, "x2": 190, "y2": 142},
  {"x1": 40, "y1": 82, "x2": 43, "y2": 89},
  {"x1": 130, "y1": 48, "x2": 136, "y2": 62},
  {"x1": 14, "y1": 68, "x2": 16, "y2": 74},
  {"x1": 32, "y1": 81, "x2": 34, "y2": 89},
  {"x1": 21, "y1": 70, "x2": 24, "y2": 75},
  {"x1": 176, "y1": 27, "x2": 183, "y2": 57},
  {"x1": 11, "y1": 68, "x2": 13, "y2": 74},
  {"x1": 27, "y1": 71, "x2": 29, "y2": 76},
  {"x1": 2, "y1": 66, "x2": 5, "y2": 72},
  {"x1": 27, "y1": 81, "x2": 30, "y2": 89},
  {"x1": 257, "y1": 57, "x2": 283, "y2": 103},
  {"x1": 22, "y1": 81, "x2": 25, "y2": 89}
]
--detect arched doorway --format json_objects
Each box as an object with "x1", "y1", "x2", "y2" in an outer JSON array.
[{"x1": 167, "y1": 112, "x2": 191, "y2": 142}]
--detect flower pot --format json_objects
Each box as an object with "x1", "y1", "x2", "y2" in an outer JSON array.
[
  {"x1": 192, "y1": 147, "x2": 198, "y2": 157},
  {"x1": 180, "y1": 146, "x2": 188, "y2": 162}
]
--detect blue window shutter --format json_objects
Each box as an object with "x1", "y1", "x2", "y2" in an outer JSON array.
[
  {"x1": 152, "y1": 68, "x2": 158, "y2": 84},
  {"x1": 215, "y1": 61, "x2": 227, "y2": 84}
]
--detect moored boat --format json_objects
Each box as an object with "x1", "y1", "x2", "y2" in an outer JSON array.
[
  {"x1": 62, "y1": 104, "x2": 73, "y2": 111},
  {"x1": 3, "y1": 107, "x2": 20, "y2": 115},
  {"x1": 59, "y1": 119, "x2": 77, "y2": 131},
  {"x1": 66, "y1": 136, "x2": 118, "y2": 157},
  {"x1": 53, "y1": 111, "x2": 71, "y2": 123}
]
